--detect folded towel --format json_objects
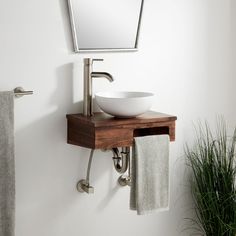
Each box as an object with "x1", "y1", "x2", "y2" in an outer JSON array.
[
  {"x1": 0, "y1": 91, "x2": 15, "y2": 236},
  {"x1": 130, "y1": 134, "x2": 170, "y2": 215}
]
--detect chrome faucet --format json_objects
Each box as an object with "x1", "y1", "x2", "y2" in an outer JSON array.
[{"x1": 83, "y1": 58, "x2": 114, "y2": 116}]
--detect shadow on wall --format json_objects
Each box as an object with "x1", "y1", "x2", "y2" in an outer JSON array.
[
  {"x1": 54, "y1": 62, "x2": 83, "y2": 113},
  {"x1": 229, "y1": 0, "x2": 236, "y2": 109},
  {"x1": 231, "y1": 0, "x2": 236, "y2": 65},
  {"x1": 15, "y1": 62, "x2": 120, "y2": 232}
]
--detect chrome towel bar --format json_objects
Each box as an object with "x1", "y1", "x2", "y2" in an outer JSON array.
[{"x1": 14, "y1": 87, "x2": 33, "y2": 98}]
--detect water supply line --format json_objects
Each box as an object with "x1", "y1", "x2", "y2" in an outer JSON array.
[
  {"x1": 77, "y1": 147, "x2": 131, "y2": 194},
  {"x1": 76, "y1": 149, "x2": 95, "y2": 194}
]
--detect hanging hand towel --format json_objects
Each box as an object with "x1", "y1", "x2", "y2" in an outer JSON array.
[
  {"x1": 0, "y1": 91, "x2": 15, "y2": 236},
  {"x1": 130, "y1": 134, "x2": 169, "y2": 215}
]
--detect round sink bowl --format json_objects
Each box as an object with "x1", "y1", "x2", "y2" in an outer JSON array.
[{"x1": 95, "y1": 91, "x2": 154, "y2": 118}]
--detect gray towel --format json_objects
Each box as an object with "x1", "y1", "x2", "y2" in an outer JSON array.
[
  {"x1": 130, "y1": 135, "x2": 170, "y2": 215},
  {"x1": 0, "y1": 91, "x2": 15, "y2": 236}
]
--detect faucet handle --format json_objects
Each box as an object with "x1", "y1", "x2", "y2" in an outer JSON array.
[
  {"x1": 92, "y1": 58, "x2": 104, "y2": 62},
  {"x1": 84, "y1": 58, "x2": 103, "y2": 65}
]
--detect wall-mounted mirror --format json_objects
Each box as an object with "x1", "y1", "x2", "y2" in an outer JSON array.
[{"x1": 67, "y1": 0, "x2": 144, "y2": 52}]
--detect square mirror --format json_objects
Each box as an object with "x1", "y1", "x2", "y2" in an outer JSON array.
[{"x1": 67, "y1": 0, "x2": 144, "y2": 52}]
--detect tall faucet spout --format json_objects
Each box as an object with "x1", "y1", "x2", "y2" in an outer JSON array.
[
  {"x1": 83, "y1": 58, "x2": 113, "y2": 116},
  {"x1": 91, "y1": 72, "x2": 114, "y2": 82}
]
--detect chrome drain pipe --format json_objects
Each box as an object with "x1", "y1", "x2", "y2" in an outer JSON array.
[{"x1": 112, "y1": 147, "x2": 130, "y2": 174}]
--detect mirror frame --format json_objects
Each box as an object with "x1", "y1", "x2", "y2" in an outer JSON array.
[{"x1": 67, "y1": 0, "x2": 144, "y2": 53}]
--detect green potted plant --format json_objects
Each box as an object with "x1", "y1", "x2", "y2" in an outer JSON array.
[{"x1": 185, "y1": 121, "x2": 236, "y2": 236}]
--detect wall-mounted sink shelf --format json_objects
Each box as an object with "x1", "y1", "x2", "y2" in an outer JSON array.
[
  {"x1": 67, "y1": 111, "x2": 177, "y2": 192},
  {"x1": 66, "y1": 111, "x2": 177, "y2": 149}
]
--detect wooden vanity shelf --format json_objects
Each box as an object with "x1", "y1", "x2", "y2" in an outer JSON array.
[{"x1": 66, "y1": 111, "x2": 177, "y2": 149}]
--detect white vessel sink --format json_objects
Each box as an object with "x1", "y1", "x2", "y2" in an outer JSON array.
[{"x1": 95, "y1": 91, "x2": 154, "y2": 118}]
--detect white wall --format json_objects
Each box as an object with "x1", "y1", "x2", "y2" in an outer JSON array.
[{"x1": 0, "y1": 0, "x2": 235, "y2": 235}]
